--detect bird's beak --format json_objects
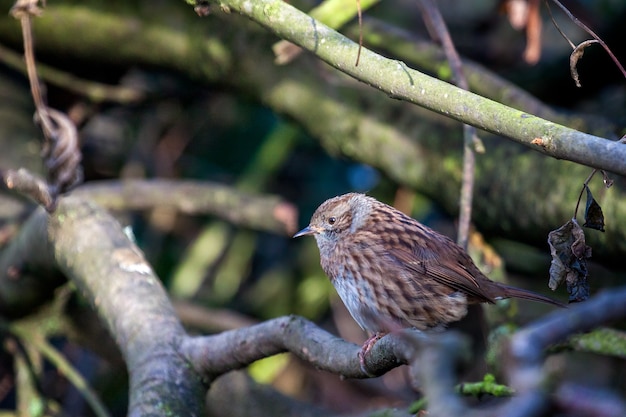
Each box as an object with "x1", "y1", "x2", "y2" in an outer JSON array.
[{"x1": 293, "y1": 226, "x2": 316, "y2": 238}]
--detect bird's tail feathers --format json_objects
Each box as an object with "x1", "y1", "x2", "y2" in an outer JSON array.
[{"x1": 499, "y1": 285, "x2": 566, "y2": 308}]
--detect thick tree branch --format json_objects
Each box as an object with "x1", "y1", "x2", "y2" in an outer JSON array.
[
  {"x1": 0, "y1": 199, "x2": 61, "y2": 316},
  {"x1": 189, "y1": 0, "x2": 625, "y2": 175},
  {"x1": 346, "y1": 18, "x2": 598, "y2": 131},
  {"x1": 74, "y1": 179, "x2": 298, "y2": 236},
  {"x1": 181, "y1": 315, "x2": 407, "y2": 379},
  {"x1": 0, "y1": 196, "x2": 206, "y2": 416}
]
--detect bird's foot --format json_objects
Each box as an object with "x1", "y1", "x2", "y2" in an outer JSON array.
[{"x1": 358, "y1": 332, "x2": 386, "y2": 376}]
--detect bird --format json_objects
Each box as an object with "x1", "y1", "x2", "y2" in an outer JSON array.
[{"x1": 294, "y1": 193, "x2": 564, "y2": 367}]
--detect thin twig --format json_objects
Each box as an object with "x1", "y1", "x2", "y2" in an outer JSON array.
[
  {"x1": 550, "y1": 0, "x2": 626, "y2": 80},
  {"x1": 416, "y1": 0, "x2": 478, "y2": 250},
  {"x1": 544, "y1": 1, "x2": 574, "y2": 49},
  {"x1": 10, "y1": 0, "x2": 83, "y2": 205},
  {"x1": 573, "y1": 135, "x2": 625, "y2": 219},
  {"x1": 573, "y1": 169, "x2": 597, "y2": 220},
  {"x1": 355, "y1": 0, "x2": 362, "y2": 66},
  {"x1": 11, "y1": 3, "x2": 54, "y2": 139}
]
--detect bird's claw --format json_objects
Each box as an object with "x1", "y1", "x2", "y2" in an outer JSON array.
[{"x1": 358, "y1": 332, "x2": 385, "y2": 377}]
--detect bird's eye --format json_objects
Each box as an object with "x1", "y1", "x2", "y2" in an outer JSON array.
[{"x1": 328, "y1": 217, "x2": 336, "y2": 225}]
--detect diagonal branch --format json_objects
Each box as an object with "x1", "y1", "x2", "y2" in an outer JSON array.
[
  {"x1": 0, "y1": 196, "x2": 206, "y2": 415},
  {"x1": 186, "y1": 0, "x2": 626, "y2": 175}
]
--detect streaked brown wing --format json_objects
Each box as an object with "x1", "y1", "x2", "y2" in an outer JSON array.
[{"x1": 386, "y1": 239, "x2": 496, "y2": 304}]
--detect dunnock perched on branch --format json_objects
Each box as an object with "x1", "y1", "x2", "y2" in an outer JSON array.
[{"x1": 295, "y1": 193, "x2": 564, "y2": 367}]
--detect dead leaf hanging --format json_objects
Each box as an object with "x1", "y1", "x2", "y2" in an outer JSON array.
[
  {"x1": 582, "y1": 185, "x2": 605, "y2": 232},
  {"x1": 548, "y1": 218, "x2": 591, "y2": 302}
]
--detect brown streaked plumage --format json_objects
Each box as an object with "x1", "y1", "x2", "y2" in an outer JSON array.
[{"x1": 294, "y1": 193, "x2": 564, "y2": 361}]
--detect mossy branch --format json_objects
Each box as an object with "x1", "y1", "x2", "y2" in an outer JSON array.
[{"x1": 186, "y1": 0, "x2": 625, "y2": 175}]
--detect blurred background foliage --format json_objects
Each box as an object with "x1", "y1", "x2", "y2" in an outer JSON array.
[{"x1": 0, "y1": 0, "x2": 625, "y2": 415}]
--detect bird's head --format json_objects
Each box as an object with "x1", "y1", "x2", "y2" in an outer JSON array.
[{"x1": 293, "y1": 193, "x2": 374, "y2": 242}]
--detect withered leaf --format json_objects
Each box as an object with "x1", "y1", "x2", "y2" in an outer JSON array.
[
  {"x1": 583, "y1": 185, "x2": 605, "y2": 232},
  {"x1": 570, "y1": 40, "x2": 599, "y2": 88},
  {"x1": 548, "y1": 218, "x2": 591, "y2": 303}
]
